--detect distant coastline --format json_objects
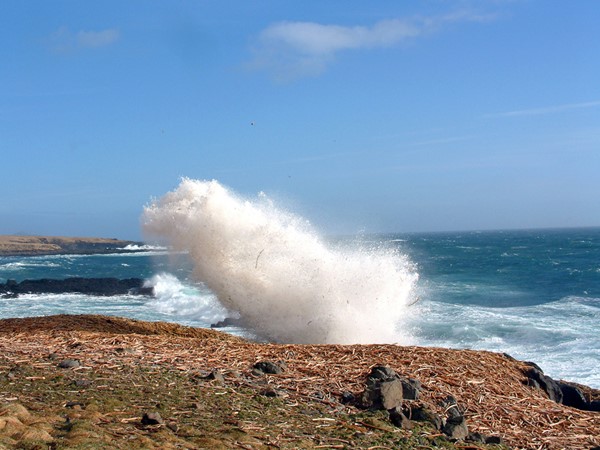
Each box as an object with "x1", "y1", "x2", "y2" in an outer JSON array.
[{"x1": 0, "y1": 235, "x2": 144, "y2": 257}]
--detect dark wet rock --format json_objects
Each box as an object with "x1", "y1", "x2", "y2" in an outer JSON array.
[
  {"x1": 389, "y1": 407, "x2": 413, "y2": 429},
  {"x1": 524, "y1": 362, "x2": 563, "y2": 403},
  {"x1": 253, "y1": 361, "x2": 283, "y2": 375},
  {"x1": 558, "y1": 381, "x2": 588, "y2": 410},
  {"x1": 0, "y1": 277, "x2": 153, "y2": 297},
  {"x1": 141, "y1": 412, "x2": 164, "y2": 425},
  {"x1": 524, "y1": 364, "x2": 600, "y2": 412},
  {"x1": 58, "y1": 359, "x2": 81, "y2": 369},
  {"x1": 588, "y1": 400, "x2": 600, "y2": 412},
  {"x1": 210, "y1": 317, "x2": 243, "y2": 328}
]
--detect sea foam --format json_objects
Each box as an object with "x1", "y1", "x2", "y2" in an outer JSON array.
[{"x1": 142, "y1": 178, "x2": 418, "y2": 344}]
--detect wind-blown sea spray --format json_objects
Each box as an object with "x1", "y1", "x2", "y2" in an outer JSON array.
[{"x1": 142, "y1": 178, "x2": 418, "y2": 344}]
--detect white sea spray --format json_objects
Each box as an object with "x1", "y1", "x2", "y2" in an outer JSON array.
[{"x1": 142, "y1": 178, "x2": 419, "y2": 344}]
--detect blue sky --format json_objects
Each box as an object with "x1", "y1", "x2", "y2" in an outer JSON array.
[{"x1": 1, "y1": 1, "x2": 599, "y2": 240}]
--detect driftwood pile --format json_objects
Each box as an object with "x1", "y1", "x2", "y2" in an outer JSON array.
[{"x1": 0, "y1": 314, "x2": 599, "y2": 449}]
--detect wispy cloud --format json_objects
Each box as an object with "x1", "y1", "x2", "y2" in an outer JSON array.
[
  {"x1": 49, "y1": 27, "x2": 120, "y2": 53},
  {"x1": 248, "y1": 10, "x2": 495, "y2": 81},
  {"x1": 489, "y1": 100, "x2": 600, "y2": 118}
]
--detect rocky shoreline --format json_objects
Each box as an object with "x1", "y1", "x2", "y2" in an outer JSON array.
[
  {"x1": 1, "y1": 314, "x2": 599, "y2": 449},
  {"x1": 0, "y1": 235, "x2": 146, "y2": 257},
  {"x1": 0, "y1": 278, "x2": 154, "y2": 298}
]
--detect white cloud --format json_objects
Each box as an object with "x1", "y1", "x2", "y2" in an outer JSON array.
[
  {"x1": 248, "y1": 11, "x2": 495, "y2": 81},
  {"x1": 489, "y1": 100, "x2": 600, "y2": 117},
  {"x1": 50, "y1": 27, "x2": 120, "y2": 53},
  {"x1": 76, "y1": 29, "x2": 120, "y2": 48}
]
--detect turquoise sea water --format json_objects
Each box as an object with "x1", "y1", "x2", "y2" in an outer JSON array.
[{"x1": 1, "y1": 227, "x2": 599, "y2": 388}]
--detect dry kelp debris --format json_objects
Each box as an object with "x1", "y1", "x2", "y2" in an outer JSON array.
[{"x1": 1, "y1": 314, "x2": 599, "y2": 449}]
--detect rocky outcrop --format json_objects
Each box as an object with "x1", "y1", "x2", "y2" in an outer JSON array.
[
  {"x1": 0, "y1": 278, "x2": 154, "y2": 297},
  {"x1": 357, "y1": 365, "x2": 504, "y2": 444},
  {"x1": 524, "y1": 361, "x2": 600, "y2": 412},
  {"x1": 0, "y1": 235, "x2": 145, "y2": 256}
]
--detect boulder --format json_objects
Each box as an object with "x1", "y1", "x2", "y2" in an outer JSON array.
[
  {"x1": 361, "y1": 378, "x2": 404, "y2": 410},
  {"x1": 524, "y1": 362, "x2": 563, "y2": 403},
  {"x1": 388, "y1": 407, "x2": 413, "y2": 429},
  {"x1": 402, "y1": 403, "x2": 443, "y2": 430},
  {"x1": 360, "y1": 365, "x2": 421, "y2": 409},
  {"x1": 253, "y1": 361, "x2": 284, "y2": 375},
  {"x1": 141, "y1": 412, "x2": 164, "y2": 426}
]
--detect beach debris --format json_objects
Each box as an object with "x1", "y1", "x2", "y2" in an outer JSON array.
[{"x1": 1, "y1": 314, "x2": 600, "y2": 449}]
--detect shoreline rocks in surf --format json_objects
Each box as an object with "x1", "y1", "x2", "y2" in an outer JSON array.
[{"x1": 0, "y1": 278, "x2": 154, "y2": 297}]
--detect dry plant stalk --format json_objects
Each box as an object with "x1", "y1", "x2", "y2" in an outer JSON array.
[{"x1": 0, "y1": 314, "x2": 598, "y2": 449}]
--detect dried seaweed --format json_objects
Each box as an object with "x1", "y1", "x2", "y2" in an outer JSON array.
[{"x1": 1, "y1": 314, "x2": 598, "y2": 449}]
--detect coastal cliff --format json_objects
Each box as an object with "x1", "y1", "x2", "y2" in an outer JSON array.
[{"x1": 0, "y1": 235, "x2": 143, "y2": 256}]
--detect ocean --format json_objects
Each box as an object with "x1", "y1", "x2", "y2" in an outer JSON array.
[{"x1": 1, "y1": 227, "x2": 599, "y2": 389}]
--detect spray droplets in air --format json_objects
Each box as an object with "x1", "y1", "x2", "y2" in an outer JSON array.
[{"x1": 143, "y1": 178, "x2": 418, "y2": 344}]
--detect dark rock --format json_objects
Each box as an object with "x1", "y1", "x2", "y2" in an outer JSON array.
[
  {"x1": 524, "y1": 362, "x2": 563, "y2": 403},
  {"x1": 466, "y1": 432, "x2": 485, "y2": 443},
  {"x1": 368, "y1": 366, "x2": 397, "y2": 380},
  {"x1": 58, "y1": 359, "x2": 81, "y2": 369},
  {"x1": 253, "y1": 361, "x2": 283, "y2": 374},
  {"x1": 587, "y1": 401, "x2": 600, "y2": 412},
  {"x1": 441, "y1": 397, "x2": 468, "y2": 439},
  {"x1": 402, "y1": 403, "x2": 443, "y2": 430},
  {"x1": 0, "y1": 277, "x2": 153, "y2": 297},
  {"x1": 442, "y1": 396, "x2": 463, "y2": 419},
  {"x1": 166, "y1": 422, "x2": 178, "y2": 432},
  {"x1": 558, "y1": 381, "x2": 588, "y2": 410},
  {"x1": 400, "y1": 378, "x2": 422, "y2": 400},
  {"x1": 361, "y1": 378, "x2": 404, "y2": 410},
  {"x1": 485, "y1": 435, "x2": 504, "y2": 445},
  {"x1": 442, "y1": 414, "x2": 468, "y2": 440},
  {"x1": 340, "y1": 391, "x2": 355, "y2": 404},
  {"x1": 210, "y1": 317, "x2": 243, "y2": 328},
  {"x1": 141, "y1": 412, "x2": 164, "y2": 425},
  {"x1": 389, "y1": 407, "x2": 413, "y2": 429}
]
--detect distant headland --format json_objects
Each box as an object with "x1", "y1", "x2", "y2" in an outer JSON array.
[{"x1": 0, "y1": 235, "x2": 144, "y2": 257}]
